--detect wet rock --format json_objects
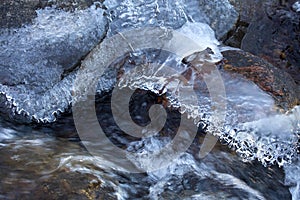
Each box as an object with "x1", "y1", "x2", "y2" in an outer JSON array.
[
  {"x1": 242, "y1": 0, "x2": 300, "y2": 85},
  {"x1": 221, "y1": 50, "x2": 299, "y2": 110},
  {"x1": 1, "y1": 0, "x2": 297, "y2": 125},
  {"x1": 197, "y1": 0, "x2": 239, "y2": 38},
  {"x1": 223, "y1": 0, "x2": 270, "y2": 47},
  {"x1": 221, "y1": 20, "x2": 249, "y2": 48},
  {"x1": 225, "y1": 0, "x2": 300, "y2": 86},
  {"x1": 228, "y1": 0, "x2": 272, "y2": 23},
  {"x1": 0, "y1": 0, "x2": 40, "y2": 28},
  {"x1": 38, "y1": 0, "x2": 105, "y2": 12},
  {"x1": 0, "y1": 0, "x2": 104, "y2": 29}
]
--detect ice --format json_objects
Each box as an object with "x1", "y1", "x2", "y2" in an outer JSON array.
[
  {"x1": 292, "y1": 1, "x2": 300, "y2": 12},
  {"x1": 0, "y1": 0, "x2": 298, "y2": 169},
  {"x1": 0, "y1": 4, "x2": 107, "y2": 122},
  {"x1": 284, "y1": 157, "x2": 300, "y2": 200},
  {"x1": 73, "y1": 17, "x2": 299, "y2": 167},
  {"x1": 105, "y1": 0, "x2": 238, "y2": 38},
  {"x1": 0, "y1": 0, "x2": 239, "y2": 122}
]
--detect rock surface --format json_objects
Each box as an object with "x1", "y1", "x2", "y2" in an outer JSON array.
[
  {"x1": 226, "y1": 0, "x2": 300, "y2": 86},
  {"x1": 222, "y1": 50, "x2": 300, "y2": 110},
  {"x1": 0, "y1": 0, "x2": 104, "y2": 29}
]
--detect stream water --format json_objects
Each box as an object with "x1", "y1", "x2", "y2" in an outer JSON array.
[{"x1": 0, "y1": 93, "x2": 294, "y2": 199}]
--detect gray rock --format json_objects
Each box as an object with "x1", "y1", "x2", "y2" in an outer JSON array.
[
  {"x1": 225, "y1": 0, "x2": 300, "y2": 87},
  {"x1": 241, "y1": 0, "x2": 300, "y2": 85},
  {"x1": 0, "y1": 0, "x2": 40, "y2": 29},
  {"x1": 0, "y1": 0, "x2": 104, "y2": 29}
]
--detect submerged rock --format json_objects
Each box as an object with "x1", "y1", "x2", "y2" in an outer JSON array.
[{"x1": 0, "y1": 1, "x2": 299, "y2": 199}]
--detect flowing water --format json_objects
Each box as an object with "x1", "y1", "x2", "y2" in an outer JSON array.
[
  {"x1": 0, "y1": 1, "x2": 299, "y2": 199},
  {"x1": 0, "y1": 94, "x2": 294, "y2": 199}
]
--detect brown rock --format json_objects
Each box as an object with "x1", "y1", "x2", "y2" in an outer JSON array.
[
  {"x1": 226, "y1": 0, "x2": 300, "y2": 86},
  {"x1": 221, "y1": 50, "x2": 299, "y2": 110}
]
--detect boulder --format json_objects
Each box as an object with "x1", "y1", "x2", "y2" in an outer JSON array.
[
  {"x1": 225, "y1": 0, "x2": 300, "y2": 85},
  {"x1": 222, "y1": 50, "x2": 299, "y2": 110}
]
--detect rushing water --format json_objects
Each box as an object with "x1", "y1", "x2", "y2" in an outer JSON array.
[
  {"x1": 0, "y1": 1, "x2": 299, "y2": 199},
  {"x1": 0, "y1": 94, "x2": 293, "y2": 199}
]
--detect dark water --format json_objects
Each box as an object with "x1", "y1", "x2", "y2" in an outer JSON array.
[{"x1": 0, "y1": 92, "x2": 293, "y2": 199}]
